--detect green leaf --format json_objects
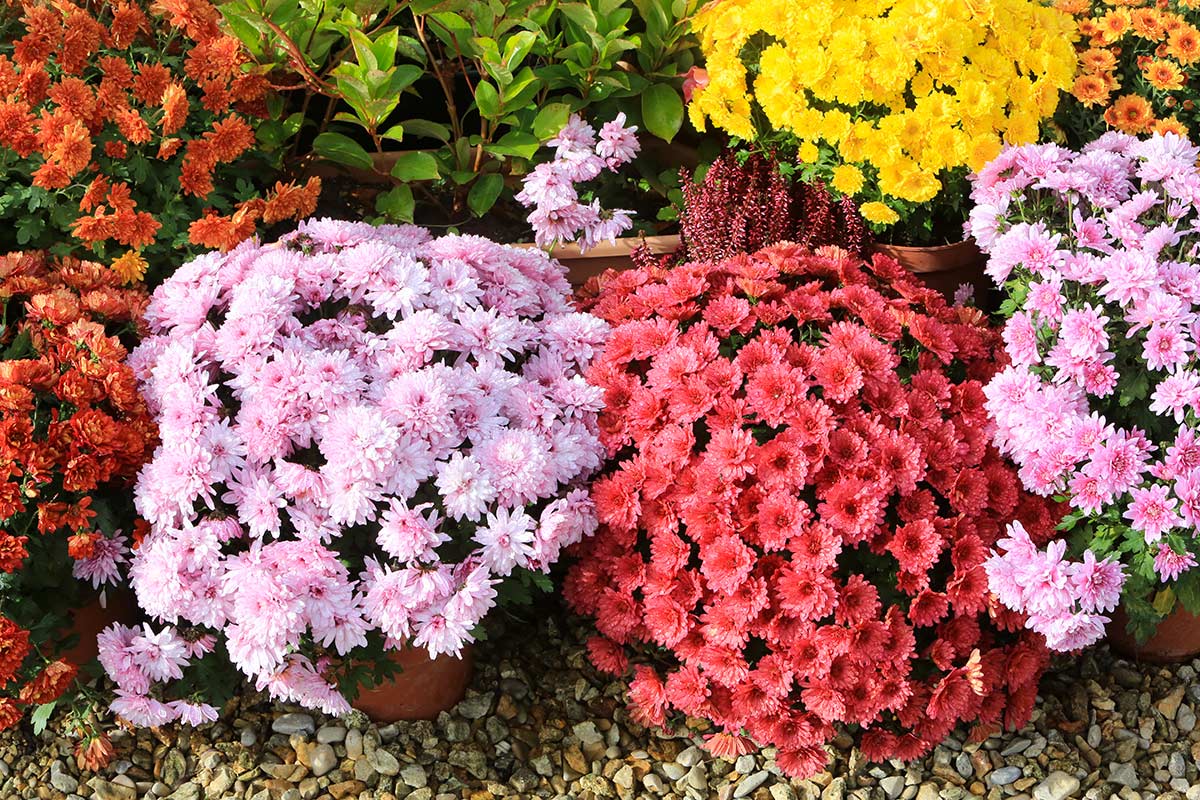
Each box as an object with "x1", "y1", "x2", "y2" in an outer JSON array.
[
  {"x1": 381, "y1": 124, "x2": 406, "y2": 143},
  {"x1": 2, "y1": 329, "x2": 33, "y2": 360},
  {"x1": 468, "y1": 173, "x2": 504, "y2": 216},
  {"x1": 1176, "y1": 569, "x2": 1200, "y2": 614},
  {"x1": 485, "y1": 131, "x2": 540, "y2": 159},
  {"x1": 532, "y1": 103, "x2": 572, "y2": 140},
  {"x1": 376, "y1": 185, "x2": 415, "y2": 222},
  {"x1": 475, "y1": 81, "x2": 501, "y2": 119},
  {"x1": 31, "y1": 701, "x2": 55, "y2": 735},
  {"x1": 641, "y1": 82, "x2": 683, "y2": 141},
  {"x1": 389, "y1": 151, "x2": 440, "y2": 181},
  {"x1": 312, "y1": 132, "x2": 374, "y2": 170},
  {"x1": 502, "y1": 30, "x2": 538, "y2": 72},
  {"x1": 401, "y1": 119, "x2": 452, "y2": 142}
]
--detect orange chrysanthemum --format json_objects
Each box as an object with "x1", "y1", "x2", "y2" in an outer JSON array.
[
  {"x1": 1143, "y1": 58, "x2": 1186, "y2": 89},
  {"x1": 18, "y1": 660, "x2": 78, "y2": 705},
  {"x1": 1168, "y1": 24, "x2": 1200, "y2": 64},
  {"x1": 262, "y1": 177, "x2": 322, "y2": 224},
  {"x1": 160, "y1": 82, "x2": 188, "y2": 135},
  {"x1": 1153, "y1": 116, "x2": 1189, "y2": 135},
  {"x1": 1080, "y1": 47, "x2": 1120, "y2": 74},
  {"x1": 1130, "y1": 8, "x2": 1167, "y2": 40},
  {"x1": 1072, "y1": 74, "x2": 1112, "y2": 107},
  {"x1": 1105, "y1": 93, "x2": 1155, "y2": 132},
  {"x1": 110, "y1": 250, "x2": 148, "y2": 284},
  {"x1": 1096, "y1": 10, "x2": 1132, "y2": 44},
  {"x1": 206, "y1": 114, "x2": 253, "y2": 162}
]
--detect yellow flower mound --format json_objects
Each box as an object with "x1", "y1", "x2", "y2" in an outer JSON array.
[{"x1": 690, "y1": 0, "x2": 1078, "y2": 216}]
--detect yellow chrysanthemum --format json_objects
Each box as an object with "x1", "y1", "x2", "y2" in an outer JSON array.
[
  {"x1": 830, "y1": 164, "x2": 865, "y2": 195},
  {"x1": 860, "y1": 201, "x2": 900, "y2": 225},
  {"x1": 110, "y1": 251, "x2": 147, "y2": 284},
  {"x1": 798, "y1": 141, "x2": 820, "y2": 163}
]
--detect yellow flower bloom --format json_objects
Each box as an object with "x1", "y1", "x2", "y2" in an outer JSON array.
[
  {"x1": 798, "y1": 141, "x2": 820, "y2": 163},
  {"x1": 831, "y1": 164, "x2": 865, "y2": 195},
  {"x1": 860, "y1": 201, "x2": 900, "y2": 225},
  {"x1": 110, "y1": 251, "x2": 147, "y2": 284}
]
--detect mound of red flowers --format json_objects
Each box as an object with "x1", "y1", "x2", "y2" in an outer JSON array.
[
  {"x1": 564, "y1": 244, "x2": 1060, "y2": 775},
  {"x1": 0, "y1": 251, "x2": 154, "y2": 739}
]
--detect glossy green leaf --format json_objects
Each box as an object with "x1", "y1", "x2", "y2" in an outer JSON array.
[
  {"x1": 486, "y1": 131, "x2": 540, "y2": 159},
  {"x1": 376, "y1": 184, "x2": 415, "y2": 222},
  {"x1": 468, "y1": 173, "x2": 505, "y2": 216},
  {"x1": 390, "y1": 151, "x2": 441, "y2": 181},
  {"x1": 641, "y1": 82, "x2": 683, "y2": 142},
  {"x1": 312, "y1": 132, "x2": 374, "y2": 170},
  {"x1": 402, "y1": 119, "x2": 452, "y2": 142},
  {"x1": 31, "y1": 701, "x2": 55, "y2": 736},
  {"x1": 502, "y1": 31, "x2": 539, "y2": 72},
  {"x1": 475, "y1": 81, "x2": 501, "y2": 119},
  {"x1": 532, "y1": 103, "x2": 572, "y2": 140}
]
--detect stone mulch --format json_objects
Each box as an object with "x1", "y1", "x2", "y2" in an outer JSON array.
[{"x1": 3, "y1": 599, "x2": 1199, "y2": 800}]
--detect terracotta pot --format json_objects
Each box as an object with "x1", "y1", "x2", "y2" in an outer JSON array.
[
  {"x1": 514, "y1": 235, "x2": 682, "y2": 286},
  {"x1": 58, "y1": 589, "x2": 138, "y2": 666},
  {"x1": 872, "y1": 238, "x2": 990, "y2": 306},
  {"x1": 1107, "y1": 605, "x2": 1200, "y2": 664},
  {"x1": 352, "y1": 645, "x2": 475, "y2": 723}
]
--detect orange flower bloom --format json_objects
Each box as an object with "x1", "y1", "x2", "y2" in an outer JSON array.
[
  {"x1": 1055, "y1": 0, "x2": 1090, "y2": 14},
  {"x1": 0, "y1": 533, "x2": 28, "y2": 574},
  {"x1": 1072, "y1": 74, "x2": 1112, "y2": 106},
  {"x1": 66, "y1": 530, "x2": 100, "y2": 561},
  {"x1": 0, "y1": 698, "x2": 20, "y2": 732},
  {"x1": 1168, "y1": 24, "x2": 1200, "y2": 63},
  {"x1": 1105, "y1": 93, "x2": 1155, "y2": 132},
  {"x1": 75, "y1": 733, "x2": 116, "y2": 771},
  {"x1": 109, "y1": 251, "x2": 148, "y2": 284},
  {"x1": 158, "y1": 137, "x2": 182, "y2": 158},
  {"x1": 206, "y1": 114, "x2": 253, "y2": 162},
  {"x1": 1153, "y1": 116, "x2": 1189, "y2": 135},
  {"x1": 109, "y1": 2, "x2": 150, "y2": 49},
  {"x1": 1080, "y1": 47, "x2": 1120, "y2": 74},
  {"x1": 1130, "y1": 8, "x2": 1166, "y2": 40},
  {"x1": 131, "y1": 62, "x2": 171, "y2": 105},
  {"x1": 1143, "y1": 58, "x2": 1185, "y2": 89},
  {"x1": 160, "y1": 82, "x2": 188, "y2": 135},
  {"x1": 180, "y1": 140, "x2": 216, "y2": 196},
  {"x1": 188, "y1": 205, "x2": 259, "y2": 250},
  {"x1": 0, "y1": 617, "x2": 32, "y2": 686},
  {"x1": 1097, "y1": 10, "x2": 1132, "y2": 44},
  {"x1": 47, "y1": 76, "x2": 95, "y2": 122},
  {"x1": 262, "y1": 178, "x2": 322, "y2": 224},
  {"x1": 18, "y1": 660, "x2": 78, "y2": 705}
]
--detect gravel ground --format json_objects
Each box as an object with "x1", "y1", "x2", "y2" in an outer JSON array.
[{"x1": 3, "y1": 600, "x2": 1200, "y2": 800}]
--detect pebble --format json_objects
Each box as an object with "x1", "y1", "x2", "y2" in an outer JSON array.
[
  {"x1": 735, "y1": 770, "x2": 769, "y2": 798},
  {"x1": 734, "y1": 754, "x2": 756, "y2": 774},
  {"x1": 1033, "y1": 771, "x2": 1080, "y2": 800},
  {"x1": 308, "y1": 744, "x2": 336, "y2": 777},
  {"x1": 988, "y1": 766, "x2": 1022, "y2": 787},
  {"x1": 677, "y1": 746, "x2": 703, "y2": 767},
  {"x1": 316, "y1": 726, "x2": 346, "y2": 744},
  {"x1": 1180, "y1": 705, "x2": 1197, "y2": 733},
  {"x1": 880, "y1": 775, "x2": 905, "y2": 799},
  {"x1": 369, "y1": 747, "x2": 400, "y2": 776},
  {"x1": 1109, "y1": 762, "x2": 1140, "y2": 789},
  {"x1": 271, "y1": 714, "x2": 315, "y2": 736},
  {"x1": 457, "y1": 693, "x2": 493, "y2": 720},
  {"x1": 401, "y1": 763, "x2": 428, "y2": 788}
]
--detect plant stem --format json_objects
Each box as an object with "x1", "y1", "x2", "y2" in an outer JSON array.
[{"x1": 413, "y1": 13, "x2": 462, "y2": 142}]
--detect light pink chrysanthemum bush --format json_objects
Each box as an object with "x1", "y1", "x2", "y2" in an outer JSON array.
[{"x1": 103, "y1": 219, "x2": 608, "y2": 724}]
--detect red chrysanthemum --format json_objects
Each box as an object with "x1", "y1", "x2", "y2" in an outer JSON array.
[{"x1": 565, "y1": 242, "x2": 1059, "y2": 778}]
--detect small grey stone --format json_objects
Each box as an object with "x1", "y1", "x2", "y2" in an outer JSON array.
[
  {"x1": 271, "y1": 713, "x2": 315, "y2": 736},
  {"x1": 50, "y1": 770, "x2": 79, "y2": 794},
  {"x1": 988, "y1": 766, "x2": 1022, "y2": 787},
  {"x1": 644, "y1": 773, "x2": 666, "y2": 794},
  {"x1": 369, "y1": 748, "x2": 400, "y2": 777},
  {"x1": 530, "y1": 755, "x2": 553, "y2": 778},
  {"x1": 239, "y1": 728, "x2": 257, "y2": 747},
  {"x1": 1108, "y1": 762, "x2": 1139, "y2": 789},
  {"x1": 686, "y1": 764, "x2": 707, "y2": 791},
  {"x1": 1180, "y1": 706, "x2": 1197, "y2": 734},
  {"x1": 444, "y1": 719, "x2": 471, "y2": 743},
  {"x1": 401, "y1": 763, "x2": 428, "y2": 788},
  {"x1": 662, "y1": 763, "x2": 688, "y2": 781},
  {"x1": 316, "y1": 726, "x2": 346, "y2": 745},
  {"x1": 769, "y1": 785, "x2": 796, "y2": 800},
  {"x1": 954, "y1": 752, "x2": 972, "y2": 779},
  {"x1": 734, "y1": 771, "x2": 770, "y2": 798},
  {"x1": 377, "y1": 723, "x2": 399, "y2": 743},
  {"x1": 456, "y1": 693, "x2": 494, "y2": 720},
  {"x1": 572, "y1": 721, "x2": 604, "y2": 745},
  {"x1": 168, "y1": 785, "x2": 201, "y2": 800},
  {"x1": 1001, "y1": 738, "x2": 1031, "y2": 757},
  {"x1": 204, "y1": 767, "x2": 233, "y2": 799},
  {"x1": 1033, "y1": 771, "x2": 1080, "y2": 800},
  {"x1": 677, "y1": 746, "x2": 704, "y2": 767},
  {"x1": 880, "y1": 776, "x2": 905, "y2": 800},
  {"x1": 344, "y1": 728, "x2": 364, "y2": 758},
  {"x1": 88, "y1": 778, "x2": 137, "y2": 800},
  {"x1": 1170, "y1": 751, "x2": 1187, "y2": 778},
  {"x1": 1188, "y1": 786, "x2": 1200, "y2": 800},
  {"x1": 353, "y1": 758, "x2": 374, "y2": 782},
  {"x1": 614, "y1": 765, "x2": 634, "y2": 789},
  {"x1": 307, "y1": 744, "x2": 336, "y2": 778},
  {"x1": 1115, "y1": 738, "x2": 1138, "y2": 763},
  {"x1": 161, "y1": 749, "x2": 187, "y2": 788},
  {"x1": 734, "y1": 755, "x2": 756, "y2": 775},
  {"x1": 510, "y1": 767, "x2": 538, "y2": 792}
]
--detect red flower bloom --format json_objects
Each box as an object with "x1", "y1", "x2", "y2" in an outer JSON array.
[{"x1": 565, "y1": 243, "x2": 1058, "y2": 777}]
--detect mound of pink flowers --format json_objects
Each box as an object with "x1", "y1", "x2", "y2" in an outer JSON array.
[
  {"x1": 564, "y1": 243, "x2": 1060, "y2": 777},
  {"x1": 971, "y1": 133, "x2": 1200, "y2": 645},
  {"x1": 102, "y1": 219, "x2": 608, "y2": 724}
]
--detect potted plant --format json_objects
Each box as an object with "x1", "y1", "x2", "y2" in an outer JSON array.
[
  {"x1": 1053, "y1": 0, "x2": 1200, "y2": 146},
  {"x1": 683, "y1": 0, "x2": 1078, "y2": 295},
  {"x1": 0, "y1": 251, "x2": 154, "y2": 767},
  {"x1": 565, "y1": 240, "x2": 1061, "y2": 776},
  {"x1": 104, "y1": 218, "x2": 610, "y2": 724},
  {"x1": 220, "y1": 0, "x2": 703, "y2": 238},
  {"x1": 974, "y1": 132, "x2": 1200, "y2": 661},
  {"x1": 0, "y1": 0, "x2": 318, "y2": 283}
]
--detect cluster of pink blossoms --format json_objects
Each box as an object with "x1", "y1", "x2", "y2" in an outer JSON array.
[
  {"x1": 970, "y1": 132, "x2": 1200, "y2": 635},
  {"x1": 106, "y1": 219, "x2": 608, "y2": 723},
  {"x1": 983, "y1": 523, "x2": 1124, "y2": 651},
  {"x1": 516, "y1": 113, "x2": 638, "y2": 250}
]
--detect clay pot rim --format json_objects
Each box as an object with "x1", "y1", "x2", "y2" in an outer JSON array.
[
  {"x1": 871, "y1": 237, "x2": 980, "y2": 255},
  {"x1": 511, "y1": 233, "x2": 681, "y2": 261}
]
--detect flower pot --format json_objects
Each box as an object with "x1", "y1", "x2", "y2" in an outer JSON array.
[
  {"x1": 58, "y1": 589, "x2": 138, "y2": 666},
  {"x1": 872, "y1": 238, "x2": 990, "y2": 307},
  {"x1": 515, "y1": 235, "x2": 682, "y2": 286},
  {"x1": 351, "y1": 645, "x2": 475, "y2": 723},
  {"x1": 1107, "y1": 606, "x2": 1200, "y2": 664}
]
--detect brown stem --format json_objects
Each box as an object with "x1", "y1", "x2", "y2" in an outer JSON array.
[
  {"x1": 413, "y1": 14, "x2": 462, "y2": 141},
  {"x1": 263, "y1": 17, "x2": 334, "y2": 94}
]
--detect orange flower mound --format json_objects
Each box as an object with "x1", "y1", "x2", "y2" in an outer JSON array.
[
  {"x1": 1057, "y1": 0, "x2": 1200, "y2": 142},
  {"x1": 0, "y1": 0, "x2": 319, "y2": 272},
  {"x1": 0, "y1": 250, "x2": 156, "y2": 728}
]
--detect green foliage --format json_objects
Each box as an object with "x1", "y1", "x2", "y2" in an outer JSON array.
[{"x1": 220, "y1": 0, "x2": 703, "y2": 221}]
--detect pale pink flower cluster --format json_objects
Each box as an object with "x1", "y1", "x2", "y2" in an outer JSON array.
[
  {"x1": 985, "y1": 523, "x2": 1124, "y2": 651},
  {"x1": 114, "y1": 219, "x2": 608, "y2": 718},
  {"x1": 972, "y1": 134, "x2": 1200, "y2": 598},
  {"x1": 517, "y1": 113, "x2": 638, "y2": 250},
  {"x1": 99, "y1": 623, "x2": 220, "y2": 726}
]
